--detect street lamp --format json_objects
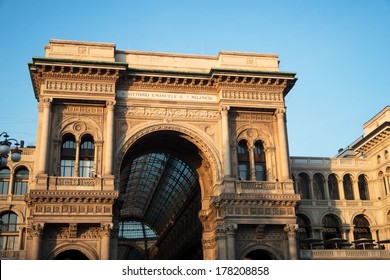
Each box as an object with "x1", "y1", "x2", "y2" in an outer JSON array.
[{"x1": 0, "y1": 132, "x2": 22, "y2": 167}]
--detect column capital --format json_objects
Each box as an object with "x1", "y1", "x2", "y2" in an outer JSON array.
[
  {"x1": 284, "y1": 223, "x2": 298, "y2": 238},
  {"x1": 27, "y1": 222, "x2": 44, "y2": 238},
  {"x1": 215, "y1": 226, "x2": 227, "y2": 240},
  {"x1": 106, "y1": 100, "x2": 116, "y2": 109},
  {"x1": 220, "y1": 105, "x2": 230, "y2": 116},
  {"x1": 100, "y1": 223, "x2": 114, "y2": 238},
  {"x1": 275, "y1": 108, "x2": 286, "y2": 116},
  {"x1": 225, "y1": 224, "x2": 238, "y2": 236}
]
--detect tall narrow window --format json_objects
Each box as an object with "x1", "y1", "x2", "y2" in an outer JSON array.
[
  {"x1": 297, "y1": 214, "x2": 311, "y2": 249},
  {"x1": 13, "y1": 167, "x2": 29, "y2": 195},
  {"x1": 254, "y1": 141, "x2": 266, "y2": 181},
  {"x1": 237, "y1": 140, "x2": 249, "y2": 180},
  {"x1": 343, "y1": 174, "x2": 354, "y2": 200},
  {"x1": 60, "y1": 134, "x2": 76, "y2": 177},
  {"x1": 0, "y1": 212, "x2": 19, "y2": 251},
  {"x1": 353, "y1": 215, "x2": 372, "y2": 241},
  {"x1": 313, "y1": 173, "x2": 325, "y2": 200},
  {"x1": 297, "y1": 173, "x2": 310, "y2": 199},
  {"x1": 79, "y1": 135, "x2": 94, "y2": 177},
  {"x1": 0, "y1": 168, "x2": 10, "y2": 195},
  {"x1": 328, "y1": 174, "x2": 340, "y2": 200},
  {"x1": 358, "y1": 174, "x2": 370, "y2": 200},
  {"x1": 322, "y1": 214, "x2": 341, "y2": 248}
]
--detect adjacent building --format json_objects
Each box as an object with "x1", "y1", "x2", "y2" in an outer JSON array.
[{"x1": 0, "y1": 40, "x2": 389, "y2": 260}]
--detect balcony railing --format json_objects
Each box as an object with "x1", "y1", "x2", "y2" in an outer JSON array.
[
  {"x1": 0, "y1": 250, "x2": 25, "y2": 260},
  {"x1": 235, "y1": 180, "x2": 295, "y2": 194},
  {"x1": 49, "y1": 176, "x2": 103, "y2": 189},
  {"x1": 300, "y1": 249, "x2": 390, "y2": 260}
]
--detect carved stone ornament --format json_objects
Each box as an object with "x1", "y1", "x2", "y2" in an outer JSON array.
[{"x1": 27, "y1": 223, "x2": 44, "y2": 238}]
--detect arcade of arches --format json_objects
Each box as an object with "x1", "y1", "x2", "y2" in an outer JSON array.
[{"x1": 1, "y1": 40, "x2": 389, "y2": 260}]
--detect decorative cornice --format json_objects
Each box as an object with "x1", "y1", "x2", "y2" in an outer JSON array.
[
  {"x1": 26, "y1": 190, "x2": 118, "y2": 204},
  {"x1": 29, "y1": 59, "x2": 127, "y2": 100}
]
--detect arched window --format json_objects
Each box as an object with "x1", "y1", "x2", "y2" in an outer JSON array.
[
  {"x1": 60, "y1": 134, "x2": 76, "y2": 177},
  {"x1": 297, "y1": 173, "x2": 310, "y2": 199},
  {"x1": 13, "y1": 167, "x2": 29, "y2": 195},
  {"x1": 358, "y1": 174, "x2": 370, "y2": 200},
  {"x1": 322, "y1": 214, "x2": 341, "y2": 246},
  {"x1": 377, "y1": 155, "x2": 381, "y2": 164},
  {"x1": 237, "y1": 140, "x2": 249, "y2": 180},
  {"x1": 0, "y1": 212, "x2": 19, "y2": 251},
  {"x1": 328, "y1": 174, "x2": 340, "y2": 200},
  {"x1": 254, "y1": 141, "x2": 266, "y2": 181},
  {"x1": 343, "y1": 174, "x2": 354, "y2": 200},
  {"x1": 385, "y1": 150, "x2": 389, "y2": 160},
  {"x1": 353, "y1": 215, "x2": 372, "y2": 241},
  {"x1": 378, "y1": 171, "x2": 387, "y2": 196},
  {"x1": 0, "y1": 168, "x2": 10, "y2": 195},
  {"x1": 79, "y1": 135, "x2": 94, "y2": 177},
  {"x1": 313, "y1": 173, "x2": 325, "y2": 200},
  {"x1": 297, "y1": 214, "x2": 311, "y2": 249}
]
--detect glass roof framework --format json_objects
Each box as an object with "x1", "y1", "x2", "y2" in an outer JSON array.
[{"x1": 120, "y1": 152, "x2": 200, "y2": 237}]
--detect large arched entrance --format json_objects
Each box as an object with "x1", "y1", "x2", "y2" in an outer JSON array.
[
  {"x1": 243, "y1": 249, "x2": 276, "y2": 260},
  {"x1": 55, "y1": 249, "x2": 89, "y2": 260},
  {"x1": 117, "y1": 130, "x2": 212, "y2": 259}
]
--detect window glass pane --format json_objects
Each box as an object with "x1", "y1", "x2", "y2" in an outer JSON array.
[
  {"x1": 0, "y1": 169, "x2": 10, "y2": 195},
  {"x1": 60, "y1": 160, "x2": 75, "y2": 177},
  {"x1": 255, "y1": 164, "x2": 266, "y2": 181},
  {"x1": 0, "y1": 181, "x2": 9, "y2": 195},
  {"x1": 238, "y1": 163, "x2": 249, "y2": 180},
  {"x1": 79, "y1": 160, "x2": 94, "y2": 177}
]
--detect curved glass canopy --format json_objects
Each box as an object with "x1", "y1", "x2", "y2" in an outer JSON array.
[{"x1": 120, "y1": 152, "x2": 199, "y2": 237}]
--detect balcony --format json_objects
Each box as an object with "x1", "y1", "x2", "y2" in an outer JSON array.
[
  {"x1": 0, "y1": 250, "x2": 25, "y2": 260},
  {"x1": 235, "y1": 180, "x2": 295, "y2": 194},
  {"x1": 48, "y1": 176, "x2": 104, "y2": 190},
  {"x1": 300, "y1": 249, "x2": 390, "y2": 260}
]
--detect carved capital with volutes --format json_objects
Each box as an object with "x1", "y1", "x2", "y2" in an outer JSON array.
[
  {"x1": 27, "y1": 223, "x2": 44, "y2": 238},
  {"x1": 284, "y1": 223, "x2": 298, "y2": 238},
  {"x1": 225, "y1": 224, "x2": 238, "y2": 237},
  {"x1": 100, "y1": 223, "x2": 114, "y2": 238}
]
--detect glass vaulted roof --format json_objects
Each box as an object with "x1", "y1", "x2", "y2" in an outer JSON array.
[{"x1": 120, "y1": 152, "x2": 199, "y2": 236}]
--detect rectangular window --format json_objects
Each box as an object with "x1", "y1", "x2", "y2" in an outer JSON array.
[
  {"x1": 0, "y1": 181, "x2": 9, "y2": 195},
  {"x1": 79, "y1": 160, "x2": 94, "y2": 177},
  {"x1": 60, "y1": 160, "x2": 75, "y2": 177},
  {"x1": 0, "y1": 236, "x2": 19, "y2": 251},
  {"x1": 238, "y1": 163, "x2": 250, "y2": 180},
  {"x1": 14, "y1": 182, "x2": 28, "y2": 195},
  {"x1": 255, "y1": 164, "x2": 266, "y2": 181}
]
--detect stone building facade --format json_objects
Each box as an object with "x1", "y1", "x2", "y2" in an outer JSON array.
[{"x1": 0, "y1": 40, "x2": 388, "y2": 260}]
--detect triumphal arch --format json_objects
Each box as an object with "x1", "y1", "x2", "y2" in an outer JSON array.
[{"x1": 26, "y1": 40, "x2": 299, "y2": 260}]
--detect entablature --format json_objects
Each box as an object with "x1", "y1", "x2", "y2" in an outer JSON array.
[{"x1": 29, "y1": 57, "x2": 127, "y2": 100}]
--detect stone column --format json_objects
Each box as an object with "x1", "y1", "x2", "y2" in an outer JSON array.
[
  {"x1": 248, "y1": 144, "x2": 256, "y2": 181},
  {"x1": 38, "y1": 98, "x2": 52, "y2": 174},
  {"x1": 309, "y1": 176, "x2": 315, "y2": 200},
  {"x1": 100, "y1": 223, "x2": 113, "y2": 260},
  {"x1": 221, "y1": 106, "x2": 231, "y2": 178},
  {"x1": 265, "y1": 147, "x2": 276, "y2": 181},
  {"x1": 215, "y1": 227, "x2": 227, "y2": 259},
  {"x1": 352, "y1": 178, "x2": 360, "y2": 200},
  {"x1": 324, "y1": 178, "x2": 330, "y2": 200},
  {"x1": 284, "y1": 224, "x2": 298, "y2": 260},
  {"x1": 105, "y1": 101, "x2": 115, "y2": 176},
  {"x1": 74, "y1": 140, "x2": 80, "y2": 176},
  {"x1": 338, "y1": 179, "x2": 345, "y2": 200},
  {"x1": 225, "y1": 224, "x2": 237, "y2": 260},
  {"x1": 28, "y1": 223, "x2": 44, "y2": 260},
  {"x1": 275, "y1": 109, "x2": 290, "y2": 180}
]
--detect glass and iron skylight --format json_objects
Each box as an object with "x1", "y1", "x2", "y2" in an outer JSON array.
[{"x1": 120, "y1": 152, "x2": 199, "y2": 236}]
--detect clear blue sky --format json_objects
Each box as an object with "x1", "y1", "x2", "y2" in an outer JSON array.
[{"x1": 0, "y1": 0, "x2": 389, "y2": 157}]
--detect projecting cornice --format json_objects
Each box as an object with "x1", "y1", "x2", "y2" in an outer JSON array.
[
  {"x1": 351, "y1": 122, "x2": 390, "y2": 155},
  {"x1": 28, "y1": 57, "x2": 127, "y2": 100},
  {"x1": 117, "y1": 67, "x2": 297, "y2": 96}
]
